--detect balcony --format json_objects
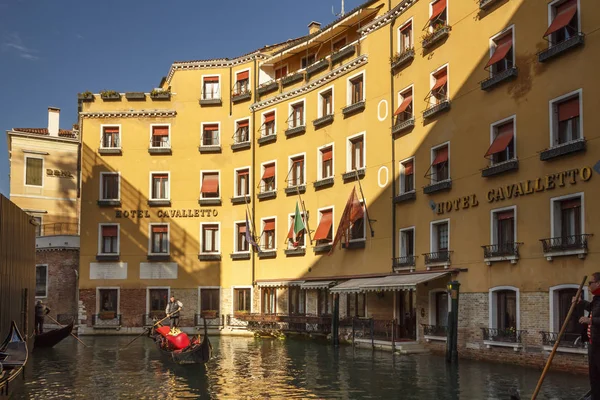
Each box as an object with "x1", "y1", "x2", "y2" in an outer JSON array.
[
  {"x1": 98, "y1": 146, "x2": 121, "y2": 155},
  {"x1": 96, "y1": 254, "x2": 119, "y2": 262},
  {"x1": 230, "y1": 252, "x2": 251, "y2": 260},
  {"x1": 194, "y1": 313, "x2": 224, "y2": 328},
  {"x1": 198, "y1": 197, "x2": 221, "y2": 206},
  {"x1": 480, "y1": 67, "x2": 518, "y2": 91},
  {"x1": 540, "y1": 234, "x2": 592, "y2": 260},
  {"x1": 422, "y1": 26, "x2": 451, "y2": 50},
  {"x1": 281, "y1": 72, "x2": 304, "y2": 87},
  {"x1": 198, "y1": 253, "x2": 222, "y2": 262},
  {"x1": 540, "y1": 331, "x2": 587, "y2": 354},
  {"x1": 423, "y1": 179, "x2": 452, "y2": 194},
  {"x1": 92, "y1": 313, "x2": 121, "y2": 329},
  {"x1": 258, "y1": 249, "x2": 277, "y2": 259},
  {"x1": 284, "y1": 247, "x2": 306, "y2": 256},
  {"x1": 198, "y1": 135, "x2": 222, "y2": 153},
  {"x1": 148, "y1": 140, "x2": 171, "y2": 154},
  {"x1": 257, "y1": 190, "x2": 277, "y2": 200},
  {"x1": 423, "y1": 250, "x2": 452, "y2": 268},
  {"x1": 342, "y1": 101, "x2": 365, "y2": 117},
  {"x1": 257, "y1": 134, "x2": 277, "y2": 146},
  {"x1": 342, "y1": 240, "x2": 366, "y2": 250},
  {"x1": 342, "y1": 169, "x2": 365, "y2": 182},
  {"x1": 313, "y1": 114, "x2": 334, "y2": 129},
  {"x1": 257, "y1": 81, "x2": 279, "y2": 96},
  {"x1": 313, "y1": 243, "x2": 332, "y2": 253},
  {"x1": 125, "y1": 92, "x2": 145, "y2": 100},
  {"x1": 482, "y1": 242, "x2": 522, "y2": 265},
  {"x1": 147, "y1": 198, "x2": 170, "y2": 207},
  {"x1": 390, "y1": 49, "x2": 415, "y2": 71},
  {"x1": 284, "y1": 184, "x2": 306, "y2": 195},
  {"x1": 422, "y1": 324, "x2": 447, "y2": 341},
  {"x1": 231, "y1": 195, "x2": 251, "y2": 205},
  {"x1": 331, "y1": 45, "x2": 356, "y2": 65},
  {"x1": 423, "y1": 99, "x2": 450, "y2": 119},
  {"x1": 482, "y1": 327, "x2": 525, "y2": 349},
  {"x1": 150, "y1": 91, "x2": 171, "y2": 101},
  {"x1": 539, "y1": 139, "x2": 586, "y2": 161},
  {"x1": 393, "y1": 191, "x2": 416, "y2": 204},
  {"x1": 284, "y1": 125, "x2": 306, "y2": 138},
  {"x1": 101, "y1": 91, "x2": 121, "y2": 101},
  {"x1": 392, "y1": 117, "x2": 415, "y2": 135},
  {"x1": 481, "y1": 159, "x2": 519, "y2": 177},
  {"x1": 393, "y1": 255, "x2": 416, "y2": 270},
  {"x1": 479, "y1": 0, "x2": 502, "y2": 10},
  {"x1": 232, "y1": 89, "x2": 251, "y2": 103},
  {"x1": 538, "y1": 33, "x2": 585, "y2": 63},
  {"x1": 305, "y1": 59, "x2": 329, "y2": 78},
  {"x1": 199, "y1": 95, "x2": 222, "y2": 106},
  {"x1": 313, "y1": 177, "x2": 334, "y2": 190}
]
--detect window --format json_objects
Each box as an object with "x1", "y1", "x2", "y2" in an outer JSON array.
[
  {"x1": 234, "y1": 70, "x2": 250, "y2": 95},
  {"x1": 35, "y1": 265, "x2": 48, "y2": 297},
  {"x1": 25, "y1": 157, "x2": 43, "y2": 186},
  {"x1": 314, "y1": 208, "x2": 333, "y2": 246},
  {"x1": 151, "y1": 173, "x2": 169, "y2": 200},
  {"x1": 234, "y1": 288, "x2": 251, "y2": 314},
  {"x1": 399, "y1": 227, "x2": 415, "y2": 258},
  {"x1": 319, "y1": 146, "x2": 333, "y2": 180},
  {"x1": 333, "y1": 38, "x2": 347, "y2": 52},
  {"x1": 201, "y1": 224, "x2": 220, "y2": 254},
  {"x1": 552, "y1": 195, "x2": 582, "y2": 240},
  {"x1": 287, "y1": 212, "x2": 306, "y2": 248},
  {"x1": 349, "y1": 75, "x2": 364, "y2": 105},
  {"x1": 236, "y1": 222, "x2": 249, "y2": 252},
  {"x1": 399, "y1": 21, "x2": 413, "y2": 52},
  {"x1": 319, "y1": 89, "x2": 333, "y2": 117},
  {"x1": 202, "y1": 76, "x2": 220, "y2": 100},
  {"x1": 544, "y1": 0, "x2": 579, "y2": 46},
  {"x1": 235, "y1": 168, "x2": 250, "y2": 197},
  {"x1": 496, "y1": 290, "x2": 517, "y2": 330},
  {"x1": 275, "y1": 65, "x2": 288, "y2": 80},
  {"x1": 348, "y1": 134, "x2": 365, "y2": 171},
  {"x1": 100, "y1": 173, "x2": 120, "y2": 200},
  {"x1": 234, "y1": 119, "x2": 250, "y2": 143},
  {"x1": 301, "y1": 54, "x2": 316, "y2": 69},
  {"x1": 100, "y1": 224, "x2": 119, "y2": 254},
  {"x1": 492, "y1": 208, "x2": 515, "y2": 249},
  {"x1": 395, "y1": 87, "x2": 413, "y2": 123},
  {"x1": 150, "y1": 224, "x2": 169, "y2": 254},
  {"x1": 551, "y1": 286, "x2": 587, "y2": 337},
  {"x1": 434, "y1": 291, "x2": 448, "y2": 327},
  {"x1": 486, "y1": 30, "x2": 514, "y2": 75},
  {"x1": 348, "y1": 201, "x2": 366, "y2": 241},
  {"x1": 430, "y1": 67, "x2": 448, "y2": 105},
  {"x1": 262, "y1": 112, "x2": 276, "y2": 137},
  {"x1": 262, "y1": 288, "x2": 276, "y2": 314},
  {"x1": 261, "y1": 163, "x2": 276, "y2": 193},
  {"x1": 431, "y1": 220, "x2": 449, "y2": 253},
  {"x1": 289, "y1": 286, "x2": 305, "y2": 315},
  {"x1": 551, "y1": 92, "x2": 581, "y2": 146},
  {"x1": 33, "y1": 216, "x2": 42, "y2": 237},
  {"x1": 289, "y1": 101, "x2": 305, "y2": 128},
  {"x1": 262, "y1": 219, "x2": 276, "y2": 250},
  {"x1": 288, "y1": 155, "x2": 305, "y2": 187},
  {"x1": 200, "y1": 288, "x2": 220, "y2": 316},
  {"x1": 99, "y1": 288, "x2": 118, "y2": 313},
  {"x1": 400, "y1": 159, "x2": 414, "y2": 193},
  {"x1": 150, "y1": 125, "x2": 170, "y2": 148},
  {"x1": 428, "y1": 0, "x2": 447, "y2": 29},
  {"x1": 200, "y1": 172, "x2": 220, "y2": 199},
  {"x1": 101, "y1": 126, "x2": 120, "y2": 148},
  {"x1": 429, "y1": 145, "x2": 449, "y2": 182},
  {"x1": 148, "y1": 288, "x2": 168, "y2": 316},
  {"x1": 202, "y1": 124, "x2": 220, "y2": 146},
  {"x1": 485, "y1": 119, "x2": 515, "y2": 164},
  {"x1": 347, "y1": 293, "x2": 366, "y2": 318}
]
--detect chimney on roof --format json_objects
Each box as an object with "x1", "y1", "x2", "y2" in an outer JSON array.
[
  {"x1": 308, "y1": 21, "x2": 321, "y2": 35},
  {"x1": 48, "y1": 107, "x2": 60, "y2": 137}
]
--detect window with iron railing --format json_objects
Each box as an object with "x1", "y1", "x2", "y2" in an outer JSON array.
[
  {"x1": 400, "y1": 159, "x2": 414, "y2": 193},
  {"x1": 488, "y1": 32, "x2": 514, "y2": 76},
  {"x1": 262, "y1": 112, "x2": 276, "y2": 137},
  {"x1": 400, "y1": 21, "x2": 413, "y2": 52},
  {"x1": 289, "y1": 102, "x2": 304, "y2": 128},
  {"x1": 99, "y1": 288, "x2": 118, "y2": 313},
  {"x1": 260, "y1": 164, "x2": 276, "y2": 193},
  {"x1": 430, "y1": 68, "x2": 448, "y2": 106},
  {"x1": 395, "y1": 88, "x2": 413, "y2": 124},
  {"x1": 546, "y1": 0, "x2": 579, "y2": 47},
  {"x1": 314, "y1": 209, "x2": 333, "y2": 246},
  {"x1": 552, "y1": 95, "x2": 581, "y2": 146},
  {"x1": 400, "y1": 228, "x2": 415, "y2": 259},
  {"x1": 234, "y1": 120, "x2": 250, "y2": 143}
]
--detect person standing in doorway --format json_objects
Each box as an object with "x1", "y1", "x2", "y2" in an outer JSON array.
[
  {"x1": 576, "y1": 272, "x2": 600, "y2": 400},
  {"x1": 165, "y1": 295, "x2": 183, "y2": 328},
  {"x1": 35, "y1": 300, "x2": 51, "y2": 334}
]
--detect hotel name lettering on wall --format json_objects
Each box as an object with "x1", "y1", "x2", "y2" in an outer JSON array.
[
  {"x1": 435, "y1": 195, "x2": 479, "y2": 215},
  {"x1": 115, "y1": 209, "x2": 219, "y2": 219},
  {"x1": 46, "y1": 169, "x2": 74, "y2": 178}
]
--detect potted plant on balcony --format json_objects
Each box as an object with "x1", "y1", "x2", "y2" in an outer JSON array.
[
  {"x1": 422, "y1": 24, "x2": 450, "y2": 45},
  {"x1": 390, "y1": 48, "x2": 415, "y2": 66},
  {"x1": 78, "y1": 91, "x2": 94, "y2": 101},
  {"x1": 201, "y1": 310, "x2": 218, "y2": 319},
  {"x1": 99, "y1": 311, "x2": 116, "y2": 320},
  {"x1": 150, "y1": 88, "x2": 171, "y2": 100},
  {"x1": 100, "y1": 90, "x2": 121, "y2": 100}
]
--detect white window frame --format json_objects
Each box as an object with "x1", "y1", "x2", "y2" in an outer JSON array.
[
  {"x1": 233, "y1": 220, "x2": 250, "y2": 254},
  {"x1": 234, "y1": 117, "x2": 252, "y2": 143},
  {"x1": 24, "y1": 155, "x2": 44, "y2": 188},
  {"x1": 149, "y1": 123, "x2": 171, "y2": 149},
  {"x1": 260, "y1": 108, "x2": 277, "y2": 137},
  {"x1": 429, "y1": 64, "x2": 449, "y2": 106},
  {"x1": 428, "y1": 288, "x2": 451, "y2": 331},
  {"x1": 430, "y1": 218, "x2": 450, "y2": 253},
  {"x1": 317, "y1": 86, "x2": 335, "y2": 118},
  {"x1": 233, "y1": 166, "x2": 251, "y2": 198},
  {"x1": 201, "y1": 74, "x2": 221, "y2": 100},
  {"x1": 397, "y1": 84, "x2": 414, "y2": 119},
  {"x1": 231, "y1": 286, "x2": 253, "y2": 314},
  {"x1": 287, "y1": 210, "x2": 307, "y2": 249},
  {"x1": 397, "y1": 17, "x2": 414, "y2": 53},
  {"x1": 399, "y1": 226, "x2": 416, "y2": 259},
  {"x1": 199, "y1": 222, "x2": 221, "y2": 255},
  {"x1": 149, "y1": 171, "x2": 171, "y2": 201},
  {"x1": 148, "y1": 222, "x2": 170, "y2": 256},
  {"x1": 96, "y1": 286, "x2": 120, "y2": 315},
  {"x1": 317, "y1": 142, "x2": 335, "y2": 180},
  {"x1": 288, "y1": 99, "x2": 306, "y2": 129},
  {"x1": 100, "y1": 124, "x2": 121, "y2": 149},
  {"x1": 200, "y1": 121, "x2": 221, "y2": 147},
  {"x1": 146, "y1": 286, "x2": 171, "y2": 314},
  {"x1": 98, "y1": 223, "x2": 120, "y2": 255},
  {"x1": 547, "y1": 0, "x2": 581, "y2": 48},
  {"x1": 548, "y1": 88, "x2": 583, "y2": 147},
  {"x1": 198, "y1": 286, "x2": 222, "y2": 315},
  {"x1": 260, "y1": 160, "x2": 277, "y2": 193},
  {"x1": 488, "y1": 286, "x2": 520, "y2": 348},
  {"x1": 346, "y1": 132, "x2": 366, "y2": 173},
  {"x1": 346, "y1": 71, "x2": 366, "y2": 106},
  {"x1": 550, "y1": 191, "x2": 585, "y2": 239},
  {"x1": 428, "y1": 0, "x2": 449, "y2": 31},
  {"x1": 549, "y1": 284, "x2": 589, "y2": 335},
  {"x1": 489, "y1": 115, "x2": 517, "y2": 165},
  {"x1": 399, "y1": 156, "x2": 415, "y2": 195},
  {"x1": 349, "y1": 200, "x2": 366, "y2": 243},
  {"x1": 430, "y1": 141, "x2": 450, "y2": 183},
  {"x1": 287, "y1": 152, "x2": 306, "y2": 187},
  {"x1": 488, "y1": 26, "x2": 515, "y2": 78},
  {"x1": 199, "y1": 170, "x2": 221, "y2": 200},
  {"x1": 316, "y1": 206, "x2": 335, "y2": 245},
  {"x1": 261, "y1": 216, "x2": 278, "y2": 250},
  {"x1": 99, "y1": 172, "x2": 121, "y2": 201},
  {"x1": 35, "y1": 264, "x2": 49, "y2": 298}
]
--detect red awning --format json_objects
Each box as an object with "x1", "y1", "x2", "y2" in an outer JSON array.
[
  {"x1": 264, "y1": 113, "x2": 275, "y2": 123},
  {"x1": 204, "y1": 76, "x2": 219, "y2": 83},
  {"x1": 431, "y1": 71, "x2": 447, "y2": 91},
  {"x1": 102, "y1": 225, "x2": 118, "y2": 237},
  {"x1": 313, "y1": 211, "x2": 333, "y2": 241},
  {"x1": 237, "y1": 170, "x2": 249, "y2": 176},
  {"x1": 204, "y1": 124, "x2": 219, "y2": 131},
  {"x1": 104, "y1": 127, "x2": 119, "y2": 133},
  {"x1": 263, "y1": 221, "x2": 275, "y2": 231},
  {"x1": 485, "y1": 34, "x2": 513, "y2": 68},
  {"x1": 497, "y1": 210, "x2": 514, "y2": 220},
  {"x1": 429, "y1": 0, "x2": 447, "y2": 21},
  {"x1": 404, "y1": 161, "x2": 413, "y2": 175},
  {"x1": 237, "y1": 120, "x2": 249, "y2": 128},
  {"x1": 262, "y1": 165, "x2": 275, "y2": 180},
  {"x1": 152, "y1": 126, "x2": 169, "y2": 136},
  {"x1": 237, "y1": 71, "x2": 249, "y2": 80},
  {"x1": 394, "y1": 96, "x2": 413, "y2": 116},
  {"x1": 558, "y1": 97, "x2": 579, "y2": 121},
  {"x1": 484, "y1": 123, "x2": 514, "y2": 157},
  {"x1": 201, "y1": 174, "x2": 219, "y2": 194},
  {"x1": 239, "y1": 224, "x2": 246, "y2": 234},
  {"x1": 432, "y1": 147, "x2": 448, "y2": 165},
  {"x1": 401, "y1": 21, "x2": 412, "y2": 33},
  {"x1": 152, "y1": 225, "x2": 168, "y2": 233},
  {"x1": 322, "y1": 147, "x2": 333, "y2": 161},
  {"x1": 561, "y1": 198, "x2": 581, "y2": 209},
  {"x1": 543, "y1": 0, "x2": 578, "y2": 37}
]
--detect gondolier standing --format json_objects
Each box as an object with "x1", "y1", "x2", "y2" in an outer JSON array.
[
  {"x1": 165, "y1": 295, "x2": 183, "y2": 328},
  {"x1": 35, "y1": 300, "x2": 51, "y2": 334},
  {"x1": 576, "y1": 272, "x2": 600, "y2": 400}
]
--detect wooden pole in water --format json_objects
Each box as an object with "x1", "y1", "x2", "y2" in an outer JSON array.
[{"x1": 530, "y1": 275, "x2": 587, "y2": 400}]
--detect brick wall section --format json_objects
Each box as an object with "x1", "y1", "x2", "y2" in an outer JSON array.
[
  {"x1": 79, "y1": 289, "x2": 95, "y2": 326},
  {"x1": 520, "y1": 292, "x2": 549, "y2": 347},
  {"x1": 120, "y1": 289, "x2": 145, "y2": 327},
  {"x1": 36, "y1": 249, "x2": 79, "y2": 320},
  {"x1": 221, "y1": 288, "x2": 232, "y2": 317}
]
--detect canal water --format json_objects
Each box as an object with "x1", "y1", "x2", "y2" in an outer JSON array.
[{"x1": 9, "y1": 335, "x2": 588, "y2": 399}]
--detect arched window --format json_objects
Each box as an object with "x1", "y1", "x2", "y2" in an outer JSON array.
[{"x1": 489, "y1": 286, "x2": 519, "y2": 330}]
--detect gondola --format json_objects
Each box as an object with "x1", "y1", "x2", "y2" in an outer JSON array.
[
  {"x1": 0, "y1": 321, "x2": 28, "y2": 396},
  {"x1": 150, "y1": 319, "x2": 212, "y2": 365},
  {"x1": 34, "y1": 320, "x2": 74, "y2": 349}
]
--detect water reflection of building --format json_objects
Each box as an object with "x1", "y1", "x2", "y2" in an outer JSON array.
[{"x1": 77, "y1": 0, "x2": 598, "y2": 370}]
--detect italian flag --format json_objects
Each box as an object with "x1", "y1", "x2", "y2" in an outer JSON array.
[{"x1": 292, "y1": 202, "x2": 306, "y2": 245}]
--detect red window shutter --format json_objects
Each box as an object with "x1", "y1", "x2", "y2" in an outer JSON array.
[
  {"x1": 313, "y1": 211, "x2": 333, "y2": 241},
  {"x1": 204, "y1": 76, "x2": 219, "y2": 83},
  {"x1": 543, "y1": 0, "x2": 578, "y2": 37},
  {"x1": 201, "y1": 174, "x2": 219, "y2": 194},
  {"x1": 557, "y1": 97, "x2": 579, "y2": 122},
  {"x1": 431, "y1": 70, "x2": 448, "y2": 91},
  {"x1": 152, "y1": 126, "x2": 169, "y2": 136},
  {"x1": 153, "y1": 174, "x2": 168, "y2": 180},
  {"x1": 561, "y1": 198, "x2": 581, "y2": 209},
  {"x1": 204, "y1": 124, "x2": 219, "y2": 131},
  {"x1": 263, "y1": 220, "x2": 275, "y2": 231},
  {"x1": 262, "y1": 165, "x2": 275, "y2": 180},
  {"x1": 237, "y1": 170, "x2": 249, "y2": 176},
  {"x1": 432, "y1": 147, "x2": 448, "y2": 165},
  {"x1": 496, "y1": 210, "x2": 514, "y2": 220},
  {"x1": 394, "y1": 96, "x2": 413, "y2": 116},
  {"x1": 485, "y1": 34, "x2": 513, "y2": 68},
  {"x1": 400, "y1": 22, "x2": 412, "y2": 33},
  {"x1": 429, "y1": 0, "x2": 447, "y2": 21},
  {"x1": 104, "y1": 127, "x2": 120, "y2": 133},
  {"x1": 264, "y1": 113, "x2": 275, "y2": 123},
  {"x1": 404, "y1": 161, "x2": 414, "y2": 175},
  {"x1": 102, "y1": 225, "x2": 118, "y2": 237},
  {"x1": 484, "y1": 122, "x2": 514, "y2": 157},
  {"x1": 152, "y1": 225, "x2": 168, "y2": 233},
  {"x1": 322, "y1": 148, "x2": 333, "y2": 161},
  {"x1": 237, "y1": 120, "x2": 249, "y2": 128},
  {"x1": 275, "y1": 66, "x2": 288, "y2": 80},
  {"x1": 237, "y1": 71, "x2": 249, "y2": 81}
]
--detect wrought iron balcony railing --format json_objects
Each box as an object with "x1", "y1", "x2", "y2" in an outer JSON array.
[
  {"x1": 482, "y1": 242, "x2": 522, "y2": 258},
  {"x1": 393, "y1": 255, "x2": 416, "y2": 268},
  {"x1": 540, "y1": 234, "x2": 592, "y2": 253},
  {"x1": 481, "y1": 327, "x2": 525, "y2": 344},
  {"x1": 423, "y1": 250, "x2": 452, "y2": 265},
  {"x1": 540, "y1": 331, "x2": 587, "y2": 349},
  {"x1": 92, "y1": 313, "x2": 122, "y2": 328},
  {"x1": 422, "y1": 324, "x2": 447, "y2": 337},
  {"x1": 194, "y1": 313, "x2": 224, "y2": 328}
]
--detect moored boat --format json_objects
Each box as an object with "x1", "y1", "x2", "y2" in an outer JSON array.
[
  {"x1": 0, "y1": 321, "x2": 28, "y2": 395},
  {"x1": 34, "y1": 320, "x2": 74, "y2": 349}
]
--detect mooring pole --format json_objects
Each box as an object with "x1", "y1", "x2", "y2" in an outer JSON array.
[
  {"x1": 445, "y1": 281, "x2": 460, "y2": 363},
  {"x1": 332, "y1": 293, "x2": 340, "y2": 346}
]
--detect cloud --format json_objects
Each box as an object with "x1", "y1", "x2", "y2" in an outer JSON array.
[{"x1": 2, "y1": 32, "x2": 39, "y2": 60}]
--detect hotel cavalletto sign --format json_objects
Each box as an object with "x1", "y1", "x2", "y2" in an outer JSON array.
[
  {"x1": 435, "y1": 166, "x2": 593, "y2": 215},
  {"x1": 115, "y1": 208, "x2": 219, "y2": 219}
]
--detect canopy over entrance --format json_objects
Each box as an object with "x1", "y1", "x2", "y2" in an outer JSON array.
[{"x1": 330, "y1": 272, "x2": 449, "y2": 293}]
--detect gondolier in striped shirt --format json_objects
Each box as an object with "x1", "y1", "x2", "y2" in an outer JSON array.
[
  {"x1": 575, "y1": 272, "x2": 600, "y2": 400},
  {"x1": 165, "y1": 296, "x2": 183, "y2": 328}
]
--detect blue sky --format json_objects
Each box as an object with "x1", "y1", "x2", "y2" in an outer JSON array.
[{"x1": 0, "y1": 0, "x2": 364, "y2": 197}]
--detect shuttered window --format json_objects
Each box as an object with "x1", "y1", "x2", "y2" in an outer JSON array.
[{"x1": 25, "y1": 157, "x2": 43, "y2": 186}]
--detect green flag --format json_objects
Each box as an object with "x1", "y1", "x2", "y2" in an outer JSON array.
[{"x1": 293, "y1": 202, "x2": 305, "y2": 244}]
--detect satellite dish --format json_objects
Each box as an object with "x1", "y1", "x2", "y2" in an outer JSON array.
[{"x1": 429, "y1": 200, "x2": 437, "y2": 211}]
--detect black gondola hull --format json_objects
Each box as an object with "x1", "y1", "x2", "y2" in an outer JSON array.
[
  {"x1": 150, "y1": 324, "x2": 212, "y2": 365},
  {"x1": 0, "y1": 321, "x2": 28, "y2": 395},
  {"x1": 34, "y1": 321, "x2": 74, "y2": 349}
]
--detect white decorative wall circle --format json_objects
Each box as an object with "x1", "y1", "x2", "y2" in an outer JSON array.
[
  {"x1": 378, "y1": 166, "x2": 389, "y2": 188},
  {"x1": 377, "y1": 100, "x2": 388, "y2": 121}
]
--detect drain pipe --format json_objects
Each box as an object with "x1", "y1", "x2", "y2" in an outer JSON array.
[
  {"x1": 389, "y1": 0, "x2": 397, "y2": 273},
  {"x1": 251, "y1": 57, "x2": 257, "y2": 286}
]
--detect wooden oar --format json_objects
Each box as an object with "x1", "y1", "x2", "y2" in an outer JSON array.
[
  {"x1": 531, "y1": 275, "x2": 587, "y2": 400},
  {"x1": 122, "y1": 310, "x2": 179, "y2": 349},
  {"x1": 46, "y1": 315, "x2": 88, "y2": 347}
]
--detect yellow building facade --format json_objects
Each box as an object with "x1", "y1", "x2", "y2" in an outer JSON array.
[{"x1": 79, "y1": 0, "x2": 598, "y2": 368}]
